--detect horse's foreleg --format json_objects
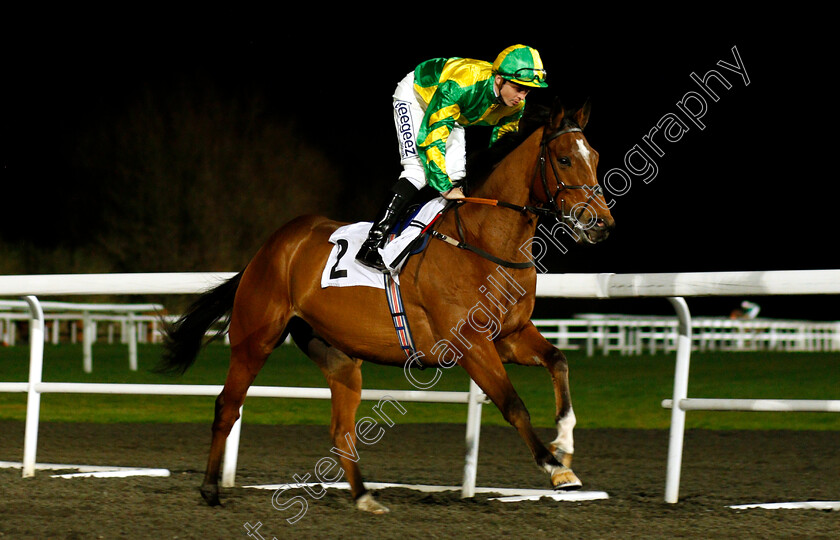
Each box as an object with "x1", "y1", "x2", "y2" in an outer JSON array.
[
  {"x1": 303, "y1": 335, "x2": 389, "y2": 515},
  {"x1": 543, "y1": 347, "x2": 576, "y2": 468},
  {"x1": 458, "y1": 343, "x2": 579, "y2": 491},
  {"x1": 504, "y1": 324, "x2": 576, "y2": 466},
  {"x1": 495, "y1": 323, "x2": 581, "y2": 489}
]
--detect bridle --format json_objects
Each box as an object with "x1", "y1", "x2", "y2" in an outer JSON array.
[
  {"x1": 537, "y1": 124, "x2": 604, "y2": 231},
  {"x1": 426, "y1": 123, "x2": 606, "y2": 268}
]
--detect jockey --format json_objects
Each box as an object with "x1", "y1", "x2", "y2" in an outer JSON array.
[
  {"x1": 729, "y1": 300, "x2": 761, "y2": 320},
  {"x1": 355, "y1": 44, "x2": 548, "y2": 272},
  {"x1": 740, "y1": 300, "x2": 761, "y2": 319}
]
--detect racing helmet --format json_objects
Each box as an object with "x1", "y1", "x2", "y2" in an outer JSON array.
[{"x1": 492, "y1": 44, "x2": 548, "y2": 88}]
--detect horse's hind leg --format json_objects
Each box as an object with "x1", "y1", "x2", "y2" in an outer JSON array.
[
  {"x1": 200, "y1": 306, "x2": 289, "y2": 505},
  {"x1": 290, "y1": 322, "x2": 389, "y2": 514}
]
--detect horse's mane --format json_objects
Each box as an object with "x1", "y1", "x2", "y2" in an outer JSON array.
[{"x1": 463, "y1": 100, "x2": 580, "y2": 194}]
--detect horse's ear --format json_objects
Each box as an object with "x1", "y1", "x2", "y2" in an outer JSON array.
[
  {"x1": 550, "y1": 97, "x2": 566, "y2": 130},
  {"x1": 573, "y1": 98, "x2": 592, "y2": 130}
]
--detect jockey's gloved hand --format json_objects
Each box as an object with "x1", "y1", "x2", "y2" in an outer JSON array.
[{"x1": 442, "y1": 186, "x2": 465, "y2": 200}]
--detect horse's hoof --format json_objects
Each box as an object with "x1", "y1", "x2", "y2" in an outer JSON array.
[
  {"x1": 200, "y1": 484, "x2": 221, "y2": 506},
  {"x1": 551, "y1": 466, "x2": 583, "y2": 491},
  {"x1": 356, "y1": 492, "x2": 390, "y2": 514}
]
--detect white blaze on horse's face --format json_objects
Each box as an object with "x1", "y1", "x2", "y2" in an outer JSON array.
[{"x1": 575, "y1": 138, "x2": 595, "y2": 179}]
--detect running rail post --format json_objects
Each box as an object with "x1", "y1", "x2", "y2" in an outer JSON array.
[
  {"x1": 665, "y1": 297, "x2": 692, "y2": 503},
  {"x1": 461, "y1": 378, "x2": 484, "y2": 498},
  {"x1": 22, "y1": 295, "x2": 45, "y2": 478},
  {"x1": 127, "y1": 312, "x2": 138, "y2": 371},
  {"x1": 82, "y1": 310, "x2": 93, "y2": 373}
]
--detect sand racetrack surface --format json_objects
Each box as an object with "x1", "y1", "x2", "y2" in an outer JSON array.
[{"x1": 0, "y1": 421, "x2": 838, "y2": 539}]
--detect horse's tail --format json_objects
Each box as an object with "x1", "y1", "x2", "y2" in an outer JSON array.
[{"x1": 154, "y1": 271, "x2": 243, "y2": 375}]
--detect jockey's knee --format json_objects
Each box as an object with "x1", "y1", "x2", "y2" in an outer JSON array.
[{"x1": 399, "y1": 164, "x2": 426, "y2": 191}]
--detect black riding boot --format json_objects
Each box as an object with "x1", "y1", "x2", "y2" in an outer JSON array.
[{"x1": 356, "y1": 179, "x2": 418, "y2": 272}]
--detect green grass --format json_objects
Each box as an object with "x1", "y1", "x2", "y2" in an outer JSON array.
[{"x1": 0, "y1": 343, "x2": 838, "y2": 430}]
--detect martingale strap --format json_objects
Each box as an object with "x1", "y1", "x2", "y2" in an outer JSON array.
[
  {"x1": 429, "y1": 229, "x2": 535, "y2": 269},
  {"x1": 450, "y1": 203, "x2": 535, "y2": 269},
  {"x1": 384, "y1": 273, "x2": 419, "y2": 362}
]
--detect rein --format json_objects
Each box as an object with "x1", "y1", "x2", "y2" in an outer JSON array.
[{"x1": 458, "y1": 196, "x2": 556, "y2": 218}]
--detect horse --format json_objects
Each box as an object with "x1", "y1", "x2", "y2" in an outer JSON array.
[{"x1": 158, "y1": 98, "x2": 615, "y2": 514}]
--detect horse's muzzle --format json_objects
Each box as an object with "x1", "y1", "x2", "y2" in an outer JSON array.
[{"x1": 581, "y1": 218, "x2": 614, "y2": 244}]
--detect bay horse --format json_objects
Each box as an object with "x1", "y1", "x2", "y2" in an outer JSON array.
[{"x1": 158, "y1": 99, "x2": 615, "y2": 513}]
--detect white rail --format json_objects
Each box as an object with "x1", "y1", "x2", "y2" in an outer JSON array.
[
  {"x1": 1, "y1": 270, "x2": 838, "y2": 504},
  {"x1": 535, "y1": 270, "x2": 840, "y2": 298},
  {"x1": 0, "y1": 272, "x2": 237, "y2": 296}
]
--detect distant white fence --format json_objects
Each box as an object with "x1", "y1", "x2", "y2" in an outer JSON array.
[
  {"x1": 533, "y1": 316, "x2": 839, "y2": 355},
  {"x1": 4, "y1": 306, "x2": 835, "y2": 366},
  {"x1": 1, "y1": 300, "x2": 165, "y2": 372},
  {"x1": 1, "y1": 269, "x2": 839, "y2": 505}
]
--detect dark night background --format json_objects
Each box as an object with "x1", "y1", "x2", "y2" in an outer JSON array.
[{"x1": 1, "y1": 13, "x2": 836, "y2": 320}]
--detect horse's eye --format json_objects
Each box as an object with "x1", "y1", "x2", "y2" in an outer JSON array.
[{"x1": 558, "y1": 156, "x2": 571, "y2": 166}]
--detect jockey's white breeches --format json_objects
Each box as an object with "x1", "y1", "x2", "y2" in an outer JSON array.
[{"x1": 392, "y1": 71, "x2": 466, "y2": 191}]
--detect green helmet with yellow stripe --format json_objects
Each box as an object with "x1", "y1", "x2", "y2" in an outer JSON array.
[{"x1": 492, "y1": 44, "x2": 548, "y2": 88}]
